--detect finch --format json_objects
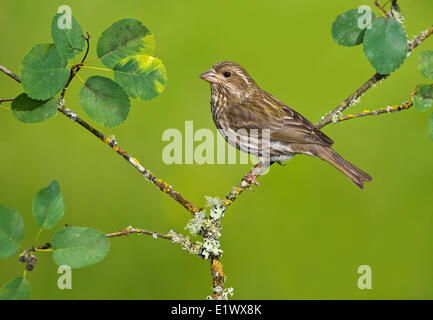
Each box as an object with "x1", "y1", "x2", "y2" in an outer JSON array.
[{"x1": 200, "y1": 61, "x2": 372, "y2": 189}]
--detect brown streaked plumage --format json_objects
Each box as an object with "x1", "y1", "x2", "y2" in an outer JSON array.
[{"x1": 200, "y1": 61, "x2": 372, "y2": 189}]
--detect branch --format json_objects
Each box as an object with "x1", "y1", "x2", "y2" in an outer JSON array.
[
  {"x1": 210, "y1": 254, "x2": 226, "y2": 299},
  {"x1": 334, "y1": 100, "x2": 412, "y2": 123},
  {"x1": 106, "y1": 227, "x2": 205, "y2": 256},
  {"x1": 106, "y1": 226, "x2": 171, "y2": 240},
  {"x1": 0, "y1": 65, "x2": 21, "y2": 83},
  {"x1": 316, "y1": 25, "x2": 433, "y2": 129},
  {"x1": 222, "y1": 177, "x2": 251, "y2": 209},
  {"x1": 0, "y1": 64, "x2": 201, "y2": 215},
  {"x1": 0, "y1": 98, "x2": 14, "y2": 103}
]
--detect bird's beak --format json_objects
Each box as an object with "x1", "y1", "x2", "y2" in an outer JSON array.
[{"x1": 199, "y1": 69, "x2": 218, "y2": 83}]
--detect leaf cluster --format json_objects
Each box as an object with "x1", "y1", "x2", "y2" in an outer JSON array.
[
  {"x1": 13, "y1": 14, "x2": 167, "y2": 127},
  {"x1": 0, "y1": 180, "x2": 109, "y2": 300}
]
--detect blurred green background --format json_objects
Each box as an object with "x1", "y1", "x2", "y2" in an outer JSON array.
[{"x1": 1, "y1": 0, "x2": 432, "y2": 299}]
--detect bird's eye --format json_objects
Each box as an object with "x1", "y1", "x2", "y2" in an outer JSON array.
[{"x1": 223, "y1": 72, "x2": 231, "y2": 78}]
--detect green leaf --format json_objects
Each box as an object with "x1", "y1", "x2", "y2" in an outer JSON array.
[
  {"x1": 0, "y1": 206, "x2": 24, "y2": 259},
  {"x1": 97, "y1": 18, "x2": 155, "y2": 69},
  {"x1": 413, "y1": 84, "x2": 433, "y2": 112},
  {"x1": 51, "y1": 13, "x2": 85, "y2": 59},
  {"x1": 429, "y1": 112, "x2": 433, "y2": 142},
  {"x1": 11, "y1": 93, "x2": 58, "y2": 123},
  {"x1": 331, "y1": 8, "x2": 375, "y2": 47},
  {"x1": 413, "y1": 95, "x2": 432, "y2": 112},
  {"x1": 418, "y1": 84, "x2": 433, "y2": 98},
  {"x1": 79, "y1": 76, "x2": 130, "y2": 127},
  {"x1": 363, "y1": 17, "x2": 408, "y2": 74},
  {"x1": 51, "y1": 226, "x2": 110, "y2": 269},
  {"x1": 21, "y1": 43, "x2": 69, "y2": 100},
  {"x1": 33, "y1": 179, "x2": 65, "y2": 229},
  {"x1": 113, "y1": 55, "x2": 167, "y2": 101},
  {"x1": 0, "y1": 277, "x2": 30, "y2": 300},
  {"x1": 418, "y1": 50, "x2": 433, "y2": 80}
]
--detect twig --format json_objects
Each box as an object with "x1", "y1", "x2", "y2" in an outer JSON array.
[
  {"x1": 222, "y1": 178, "x2": 251, "y2": 209},
  {"x1": 0, "y1": 64, "x2": 201, "y2": 215},
  {"x1": 60, "y1": 32, "x2": 90, "y2": 99},
  {"x1": 106, "y1": 227, "x2": 171, "y2": 240},
  {"x1": 0, "y1": 98, "x2": 14, "y2": 103},
  {"x1": 335, "y1": 101, "x2": 412, "y2": 123},
  {"x1": 375, "y1": 1, "x2": 389, "y2": 16},
  {"x1": 0, "y1": 65, "x2": 21, "y2": 83},
  {"x1": 317, "y1": 25, "x2": 433, "y2": 129}
]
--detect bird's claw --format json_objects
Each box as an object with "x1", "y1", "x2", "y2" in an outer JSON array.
[{"x1": 243, "y1": 173, "x2": 259, "y2": 186}]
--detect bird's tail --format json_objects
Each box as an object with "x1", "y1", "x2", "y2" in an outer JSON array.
[{"x1": 312, "y1": 145, "x2": 372, "y2": 189}]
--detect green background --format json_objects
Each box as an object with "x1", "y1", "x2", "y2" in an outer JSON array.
[{"x1": 0, "y1": 0, "x2": 432, "y2": 299}]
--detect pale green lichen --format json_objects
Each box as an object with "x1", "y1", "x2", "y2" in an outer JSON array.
[
  {"x1": 199, "y1": 238, "x2": 223, "y2": 259},
  {"x1": 194, "y1": 196, "x2": 226, "y2": 259},
  {"x1": 391, "y1": 3, "x2": 404, "y2": 25},
  {"x1": 205, "y1": 196, "x2": 225, "y2": 220},
  {"x1": 210, "y1": 205, "x2": 225, "y2": 220},
  {"x1": 201, "y1": 219, "x2": 221, "y2": 239},
  {"x1": 206, "y1": 287, "x2": 234, "y2": 300},
  {"x1": 185, "y1": 211, "x2": 207, "y2": 235},
  {"x1": 168, "y1": 230, "x2": 202, "y2": 255},
  {"x1": 205, "y1": 196, "x2": 222, "y2": 207},
  {"x1": 198, "y1": 218, "x2": 223, "y2": 259}
]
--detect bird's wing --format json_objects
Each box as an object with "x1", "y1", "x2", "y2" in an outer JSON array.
[{"x1": 221, "y1": 91, "x2": 334, "y2": 147}]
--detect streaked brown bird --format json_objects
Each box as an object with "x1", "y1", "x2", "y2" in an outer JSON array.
[{"x1": 200, "y1": 61, "x2": 372, "y2": 189}]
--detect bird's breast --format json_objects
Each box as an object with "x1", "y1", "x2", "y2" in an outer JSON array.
[{"x1": 210, "y1": 93, "x2": 228, "y2": 128}]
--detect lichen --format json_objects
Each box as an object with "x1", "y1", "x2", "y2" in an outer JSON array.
[
  {"x1": 205, "y1": 196, "x2": 222, "y2": 207},
  {"x1": 349, "y1": 97, "x2": 361, "y2": 107},
  {"x1": 210, "y1": 205, "x2": 225, "y2": 220},
  {"x1": 206, "y1": 287, "x2": 234, "y2": 300},
  {"x1": 168, "y1": 230, "x2": 202, "y2": 255},
  {"x1": 185, "y1": 211, "x2": 207, "y2": 235},
  {"x1": 391, "y1": 7, "x2": 404, "y2": 25},
  {"x1": 199, "y1": 238, "x2": 223, "y2": 259}
]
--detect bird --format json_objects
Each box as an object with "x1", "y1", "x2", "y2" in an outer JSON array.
[{"x1": 199, "y1": 61, "x2": 372, "y2": 189}]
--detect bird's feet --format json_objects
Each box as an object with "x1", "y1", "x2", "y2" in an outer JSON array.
[{"x1": 243, "y1": 173, "x2": 259, "y2": 186}]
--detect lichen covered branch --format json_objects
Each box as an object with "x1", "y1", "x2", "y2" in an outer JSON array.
[
  {"x1": 334, "y1": 100, "x2": 412, "y2": 123},
  {"x1": 106, "y1": 226, "x2": 171, "y2": 240},
  {"x1": 210, "y1": 255, "x2": 226, "y2": 299}
]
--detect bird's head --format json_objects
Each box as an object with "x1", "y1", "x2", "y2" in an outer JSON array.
[{"x1": 200, "y1": 61, "x2": 257, "y2": 101}]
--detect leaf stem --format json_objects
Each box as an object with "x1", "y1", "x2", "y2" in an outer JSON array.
[
  {"x1": 79, "y1": 65, "x2": 112, "y2": 72},
  {"x1": 375, "y1": 1, "x2": 388, "y2": 16},
  {"x1": 60, "y1": 32, "x2": 91, "y2": 99},
  {"x1": 33, "y1": 248, "x2": 53, "y2": 252},
  {"x1": 32, "y1": 228, "x2": 43, "y2": 248}
]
